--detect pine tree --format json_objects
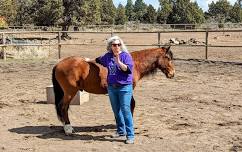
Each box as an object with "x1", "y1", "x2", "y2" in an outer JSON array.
[
  {"x1": 167, "y1": 0, "x2": 205, "y2": 24},
  {"x1": 208, "y1": 0, "x2": 232, "y2": 23},
  {"x1": 100, "y1": 0, "x2": 116, "y2": 24},
  {"x1": 32, "y1": 0, "x2": 63, "y2": 26},
  {"x1": 85, "y1": 0, "x2": 101, "y2": 24},
  {"x1": 15, "y1": 0, "x2": 35, "y2": 26},
  {"x1": 125, "y1": 0, "x2": 134, "y2": 21},
  {"x1": 157, "y1": 0, "x2": 172, "y2": 24},
  {"x1": 115, "y1": 4, "x2": 127, "y2": 25},
  {"x1": 229, "y1": 1, "x2": 242, "y2": 22},
  {"x1": 143, "y1": 4, "x2": 156, "y2": 23},
  {"x1": 188, "y1": 2, "x2": 205, "y2": 24},
  {"x1": 133, "y1": 0, "x2": 147, "y2": 22},
  {"x1": 59, "y1": 0, "x2": 86, "y2": 38}
]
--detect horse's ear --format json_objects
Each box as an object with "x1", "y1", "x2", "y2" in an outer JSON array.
[
  {"x1": 166, "y1": 45, "x2": 171, "y2": 52},
  {"x1": 162, "y1": 45, "x2": 173, "y2": 59},
  {"x1": 165, "y1": 46, "x2": 171, "y2": 54},
  {"x1": 162, "y1": 45, "x2": 170, "y2": 53}
]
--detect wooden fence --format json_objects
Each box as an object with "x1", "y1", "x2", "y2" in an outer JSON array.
[{"x1": 0, "y1": 29, "x2": 242, "y2": 60}]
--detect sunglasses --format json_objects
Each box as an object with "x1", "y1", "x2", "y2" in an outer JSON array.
[{"x1": 112, "y1": 43, "x2": 121, "y2": 47}]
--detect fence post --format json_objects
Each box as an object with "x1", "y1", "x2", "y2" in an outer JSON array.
[
  {"x1": 48, "y1": 37, "x2": 51, "y2": 57},
  {"x1": 158, "y1": 32, "x2": 161, "y2": 48},
  {"x1": 96, "y1": 25, "x2": 99, "y2": 32},
  {"x1": 125, "y1": 22, "x2": 128, "y2": 32},
  {"x1": 2, "y1": 33, "x2": 6, "y2": 61},
  {"x1": 138, "y1": 23, "x2": 140, "y2": 32},
  {"x1": 205, "y1": 30, "x2": 209, "y2": 60},
  {"x1": 58, "y1": 32, "x2": 61, "y2": 59}
]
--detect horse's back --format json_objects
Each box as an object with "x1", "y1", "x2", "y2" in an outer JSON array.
[
  {"x1": 56, "y1": 56, "x2": 88, "y2": 80},
  {"x1": 56, "y1": 56, "x2": 87, "y2": 71}
]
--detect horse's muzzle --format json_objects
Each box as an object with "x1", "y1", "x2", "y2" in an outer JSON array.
[{"x1": 167, "y1": 70, "x2": 175, "y2": 79}]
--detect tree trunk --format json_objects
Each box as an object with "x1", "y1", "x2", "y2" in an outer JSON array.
[
  {"x1": 61, "y1": 0, "x2": 72, "y2": 40},
  {"x1": 61, "y1": 25, "x2": 71, "y2": 40}
]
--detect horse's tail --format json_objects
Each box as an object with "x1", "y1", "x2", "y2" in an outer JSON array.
[{"x1": 52, "y1": 66, "x2": 64, "y2": 120}]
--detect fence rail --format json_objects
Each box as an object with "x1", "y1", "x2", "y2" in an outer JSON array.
[{"x1": 1, "y1": 29, "x2": 242, "y2": 60}]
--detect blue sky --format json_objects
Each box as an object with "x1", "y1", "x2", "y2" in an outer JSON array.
[{"x1": 113, "y1": 0, "x2": 237, "y2": 12}]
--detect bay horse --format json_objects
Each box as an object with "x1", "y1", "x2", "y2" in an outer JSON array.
[{"x1": 52, "y1": 47, "x2": 175, "y2": 135}]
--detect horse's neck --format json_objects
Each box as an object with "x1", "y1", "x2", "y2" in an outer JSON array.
[{"x1": 134, "y1": 51, "x2": 159, "y2": 79}]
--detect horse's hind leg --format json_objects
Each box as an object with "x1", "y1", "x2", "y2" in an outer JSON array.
[
  {"x1": 131, "y1": 96, "x2": 135, "y2": 116},
  {"x1": 62, "y1": 89, "x2": 77, "y2": 135}
]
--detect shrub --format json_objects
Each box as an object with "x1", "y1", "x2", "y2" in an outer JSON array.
[{"x1": 0, "y1": 16, "x2": 8, "y2": 29}]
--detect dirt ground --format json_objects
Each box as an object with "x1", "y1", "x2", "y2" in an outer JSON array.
[{"x1": 0, "y1": 32, "x2": 242, "y2": 152}]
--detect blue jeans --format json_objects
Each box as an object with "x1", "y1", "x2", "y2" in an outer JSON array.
[{"x1": 107, "y1": 84, "x2": 134, "y2": 140}]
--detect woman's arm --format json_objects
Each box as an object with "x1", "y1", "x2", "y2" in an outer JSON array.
[{"x1": 115, "y1": 55, "x2": 128, "y2": 71}]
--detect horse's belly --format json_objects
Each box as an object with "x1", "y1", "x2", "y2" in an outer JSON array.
[{"x1": 83, "y1": 88, "x2": 108, "y2": 94}]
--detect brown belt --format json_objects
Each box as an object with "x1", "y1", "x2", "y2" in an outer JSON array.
[{"x1": 110, "y1": 84, "x2": 124, "y2": 88}]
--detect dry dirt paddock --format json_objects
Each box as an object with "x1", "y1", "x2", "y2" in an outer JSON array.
[{"x1": 0, "y1": 32, "x2": 242, "y2": 152}]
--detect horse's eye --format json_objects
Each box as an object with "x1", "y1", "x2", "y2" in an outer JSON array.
[{"x1": 165, "y1": 55, "x2": 170, "y2": 60}]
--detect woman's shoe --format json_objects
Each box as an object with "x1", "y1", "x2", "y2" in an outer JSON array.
[
  {"x1": 111, "y1": 132, "x2": 126, "y2": 139},
  {"x1": 125, "y1": 139, "x2": 134, "y2": 144}
]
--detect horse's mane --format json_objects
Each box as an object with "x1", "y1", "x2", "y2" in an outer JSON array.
[{"x1": 167, "y1": 48, "x2": 173, "y2": 60}]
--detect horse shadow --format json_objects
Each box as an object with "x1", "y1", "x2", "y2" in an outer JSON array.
[{"x1": 8, "y1": 124, "x2": 124, "y2": 142}]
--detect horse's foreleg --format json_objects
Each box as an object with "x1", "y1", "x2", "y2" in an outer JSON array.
[{"x1": 131, "y1": 96, "x2": 135, "y2": 116}]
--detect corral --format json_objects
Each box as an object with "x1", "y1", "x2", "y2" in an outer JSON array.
[{"x1": 0, "y1": 31, "x2": 242, "y2": 152}]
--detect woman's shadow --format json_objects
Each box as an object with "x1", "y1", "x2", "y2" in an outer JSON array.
[{"x1": 8, "y1": 124, "x2": 124, "y2": 142}]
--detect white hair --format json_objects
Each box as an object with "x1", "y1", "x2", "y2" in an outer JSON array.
[{"x1": 106, "y1": 36, "x2": 128, "y2": 52}]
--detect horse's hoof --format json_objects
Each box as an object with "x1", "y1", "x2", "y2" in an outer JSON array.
[{"x1": 64, "y1": 124, "x2": 74, "y2": 135}]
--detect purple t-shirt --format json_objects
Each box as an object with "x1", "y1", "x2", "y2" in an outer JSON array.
[{"x1": 96, "y1": 51, "x2": 133, "y2": 85}]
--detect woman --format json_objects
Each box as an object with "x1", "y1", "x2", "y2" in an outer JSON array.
[{"x1": 95, "y1": 36, "x2": 135, "y2": 144}]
